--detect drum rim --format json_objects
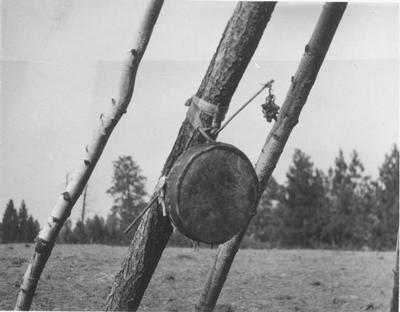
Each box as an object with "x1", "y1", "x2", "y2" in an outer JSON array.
[{"x1": 170, "y1": 142, "x2": 259, "y2": 244}]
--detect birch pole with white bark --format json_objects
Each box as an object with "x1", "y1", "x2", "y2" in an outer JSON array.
[
  {"x1": 195, "y1": 3, "x2": 347, "y2": 311},
  {"x1": 15, "y1": 0, "x2": 164, "y2": 310}
]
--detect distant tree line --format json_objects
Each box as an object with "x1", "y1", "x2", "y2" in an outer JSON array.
[
  {"x1": 56, "y1": 145, "x2": 399, "y2": 250},
  {"x1": 245, "y1": 144, "x2": 399, "y2": 250},
  {"x1": 3, "y1": 145, "x2": 398, "y2": 250},
  {"x1": 0, "y1": 200, "x2": 40, "y2": 243}
]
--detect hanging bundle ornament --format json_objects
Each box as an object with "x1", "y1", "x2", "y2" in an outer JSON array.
[{"x1": 261, "y1": 81, "x2": 280, "y2": 122}]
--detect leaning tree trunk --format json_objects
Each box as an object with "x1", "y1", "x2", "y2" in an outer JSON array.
[
  {"x1": 195, "y1": 3, "x2": 347, "y2": 311},
  {"x1": 14, "y1": 0, "x2": 164, "y2": 310},
  {"x1": 105, "y1": 2, "x2": 276, "y2": 311},
  {"x1": 389, "y1": 232, "x2": 399, "y2": 312}
]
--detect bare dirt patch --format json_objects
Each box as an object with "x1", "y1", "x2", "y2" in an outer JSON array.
[{"x1": 0, "y1": 244, "x2": 394, "y2": 311}]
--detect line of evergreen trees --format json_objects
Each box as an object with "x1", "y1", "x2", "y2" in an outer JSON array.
[
  {"x1": 0, "y1": 200, "x2": 40, "y2": 243},
  {"x1": 55, "y1": 145, "x2": 399, "y2": 250},
  {"x1": 2, "y1": 145, "x2": 398, "y2": 250},
  {"x1": 57, "y1": 216, "x2": 117, "y2": 245},
  {"x1": 246, "y1": 145, "x2": 399, "y2": 250}
]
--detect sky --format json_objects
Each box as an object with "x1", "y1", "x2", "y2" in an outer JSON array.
[{"x1": 0, "y1": 1, "x2": 399, "y2": 225}]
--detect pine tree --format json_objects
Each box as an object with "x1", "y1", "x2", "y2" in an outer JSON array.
[
  {"x1": 247, "y1": 177, "x2": 284, "y2": 246},
  {"x1": 18, "y1": 201, "x2": 29, "y2": 242},
  {"x1": 25, "y1": 216, "x2": 38, "y2": 243},
  {"x1": 348, "y1": 151, "x2": 376, "y2": 247},
  {"x1": 2, "y1": 199, "x2": 19, "y2": 243},
  {"x1": 105, "y1": 213, "x2": 120, "y2": 245},
  {"x1": 72, "y1": 220, "x2": 88, "y2": 244},
  {"x1": 279, "y1": 149, "x2": 326, "y2": 248},
  {"x1": 372, "y1": 144, "x2": 399, "y2": 249},
  {"x1": 86, "y1": 215, "x2": 106, "y2": 243},
  {"x1": 324, "y1": 149, "x2": 373, "y2": 248},
  {"x1": 0, "y1": 222, "x2": 3, "y2": 242},
  {"x1": 107, "y1": 156, "x2": 147, "y2": 241}
]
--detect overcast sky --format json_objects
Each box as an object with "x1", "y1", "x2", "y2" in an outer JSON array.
[{"x1": 1, "y1": 1, "x2": 399, "y2": 225}]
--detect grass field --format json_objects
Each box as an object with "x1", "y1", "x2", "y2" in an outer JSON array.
[{"x1": 0, "y1": 244, "x2": 395, "y2": 311}]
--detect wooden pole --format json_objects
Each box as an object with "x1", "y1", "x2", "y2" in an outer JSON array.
[
  {"x1": 195, "y1": 3, "x2": 347, "y2": 311},
  {"x1": 105, "y1": 3, "x2": 276, "y2": 311},
  {"x1": 15, "y1": 0, "x2": 164, "y2": 310},
  {"x1": 389, "y1": 231, "x2": 399, "y2": 312}
]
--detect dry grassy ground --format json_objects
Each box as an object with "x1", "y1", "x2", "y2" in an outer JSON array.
[{"x1": 0, "y1": 244, "x2": 395, "y2": 311}]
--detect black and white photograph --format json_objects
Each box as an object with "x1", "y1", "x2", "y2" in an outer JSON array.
[{"x1": 0, "y1": 1, "x2": 399, "y2": 311}]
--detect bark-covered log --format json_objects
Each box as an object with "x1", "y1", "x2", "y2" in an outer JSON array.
[
  {"x1": 14, "y1": 1, "x2": 164, "y2": 310},
  {"x1": 105, "y1": 2, "x2": 276, "y2": 311},
  {"x1": 389, "y1": 233, "x2": 399, "y2": 312},
  {"x1": 195, "y1": 3, "x2": 347, "y2": 312}
]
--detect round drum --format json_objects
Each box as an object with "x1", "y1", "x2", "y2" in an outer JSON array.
[{"x1": 165, "y1": 142, "x2": 259, "y2": 244}]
